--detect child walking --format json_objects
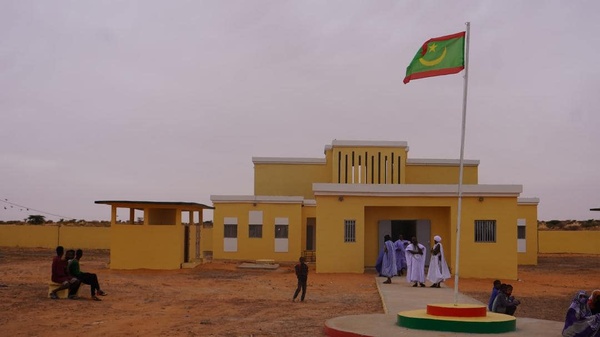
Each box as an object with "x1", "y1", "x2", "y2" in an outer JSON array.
[{"x1": 293, "y1": 257, "x2": 309, "y2": 302}]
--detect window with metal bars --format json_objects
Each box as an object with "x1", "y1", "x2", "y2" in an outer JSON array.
[
  {"x1": 224, "y1": 224, "x2": 237, "y2": 238},
  {"x1": 474, "y1": 220, "x2": 496, "y2": 242},
  {"x1": 344, "y1": 220, "x2": 356, "y2": 242}
]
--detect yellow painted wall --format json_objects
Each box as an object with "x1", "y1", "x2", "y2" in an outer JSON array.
[
  {"x1": 405, "y1": 165, "x2": 478, "y2": 184},
  {"x1": 0, "y1": 225, "x2": 110, "y2": 249},
  {"x1": 455, "y1": 197, "x2": 518, "y2": 279},
  {"x1": 149, "y1": 208, "x2": 177, "y2": 225},
  {"x1": 201, "y1": 224, "x2": 213, "y2": 257},
  {"x1": 212, "y1": 202, "x2": 303, "y2": 262},
  {"x1": 329, "y1": 147, "x2": 408, "y2": 184},
  {"x1": 315, "y1": 196, "x2": 365, "y2": 273},
  {"x1": 314, "y1": 195, "x2": 519, "y2": 279},
  {"x1": 110, "y1": 224, "x2": 184, "y2": 269},
  {"x1": 539, "y1": 231, "x2": 600, "y2": 254},
  {"x1": 517, "y1": 204, "x2": 538, "y2": 265},
  {"x1": 254, "y1": 163, "x2": 330, "y2": 198}
]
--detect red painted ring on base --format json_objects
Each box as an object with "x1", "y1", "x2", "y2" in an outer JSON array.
[{"x1": 426, "y1": 304, "x2": 487, "y2": 317}]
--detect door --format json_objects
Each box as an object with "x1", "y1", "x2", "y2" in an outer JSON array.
[
  {"x1": 416, "y1": 219, "x2": 431, "y2": 265},
  {"x1": 377, "y1": 220, "x2": 392, "y2": 252},
  {"x1": 184, "y1": 224, "x2": 190, "y2": 263},
  {"x1": 306, "y1": 218, "x2": 316, "y2": 251}
]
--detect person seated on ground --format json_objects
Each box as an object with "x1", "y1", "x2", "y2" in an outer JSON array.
[
  {"x1": 492, "y1": 283, "x2": 520, "y2": 315},
  {"x1": 588, "y1": 289, "x2": 600, "y2": 315},
  {"x1": 68, "y1": 249, "x2": 107, "y2": 301},
  {"x1": 50, "y1": 246, "x2": 80, "y2": 299},
  {"x1": 488, "y1": 279, "x2": 502, "y2": 311},
  {"x1": 562, "y1": 290, "x2": 600, "y2": 337}
]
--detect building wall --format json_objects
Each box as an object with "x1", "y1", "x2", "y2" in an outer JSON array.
[
  {"x1": 212, "y1": 202, "x2": 303, "y2": 262},
  {"x1": 539, "y1": 231, "x2": 600, "y2": 254},
  {"x1": 254, "y1": 163, "x2": 329, "y2": 198},
  {"x1": 517, "y1": 204, "x2": 538, "y2": 265},
  {"x1": 110, "y1": 224, "x2": 184, "y2": 269},
  {"x1": 313, "y1": 195, "x2": 520, "y2": 279},
  {"x1": 405, "y1": 165, "x2": 478, "y2": 184},
  {"x1": 0, "y1": 225, "x2": 110, "y2": 249},
  {"x1": 328, "y1": 146, "x2": 409, "y2": 184},
  {"x1": 201, "y1": 224, "x2": 214, "y2": 259},
  {"x1": 456, "y1": 197, "x2": 519, "y2": 279},
  {"x1": 315, "y1": 196, "x2": 366, "y2": 273}
]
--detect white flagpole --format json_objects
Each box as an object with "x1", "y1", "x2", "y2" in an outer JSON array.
[{"x1": 453, "y1": 21, "x2": 470, "y2": 306}]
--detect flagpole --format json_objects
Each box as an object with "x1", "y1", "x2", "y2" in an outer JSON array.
[{"x1": 453, "y1": 21, "x2": 470, "y2": 306}]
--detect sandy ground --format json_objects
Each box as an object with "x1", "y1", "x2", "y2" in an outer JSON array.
[{"x1": 0, "y1": 248, "x2": 597, "y2": 336}]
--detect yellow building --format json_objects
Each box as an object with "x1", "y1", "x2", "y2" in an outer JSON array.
[
  {"x1": 95, "y1": 200, "x2": 213, "y2": 270},
  {"x1": 210, "y1": 140, "x2": 539, "y2": 279}
]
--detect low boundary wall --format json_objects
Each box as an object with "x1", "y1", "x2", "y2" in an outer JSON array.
[
  {"x1": 2, "y1": 226, "x2": 599, "y2": 255},
  {"x1": 538, "y1": 231, "x2": 600, "y2": 254},
  {"x1": 0, "y1": 225, "x2": 110, "y2": 249}
]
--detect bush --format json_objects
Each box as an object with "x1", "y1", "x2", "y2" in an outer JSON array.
[{"x1": 545, "y1": 220, "x2": 564, "y2": 229}]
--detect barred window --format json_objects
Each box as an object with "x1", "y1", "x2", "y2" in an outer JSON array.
[
  {"x1": 275, "y1": 225, "x2": 288, "y2": 238},
  {"x1": 517, "y1": 226, "x2": 526, "y2": 239},
  {"x1": 249, "y1": 225, "x2": 262, "y2": 238},
  {"x1": 344, "y1": 220, "x2": 356, "y2": 243},
  {"x1": 475, "y1": 220, "x2": 496, "y2": 242},
  {"x1": 224, "y1": 224, "x2": 237, "y2": 238},
  {"x1": 249, "y1": 210, "x2": 263, "y2": 238},
  {"x1": 517, "y1": 218, "x2": 526, "y2": 239}
]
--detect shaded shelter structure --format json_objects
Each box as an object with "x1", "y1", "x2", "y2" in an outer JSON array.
[{"x1": 95, "y1": 200, "x2": 213, "y2": 269}]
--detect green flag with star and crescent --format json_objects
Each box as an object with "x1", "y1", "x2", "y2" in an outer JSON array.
[{"x1": 403, "y1": 31, "x2": 465, "y2": 84}]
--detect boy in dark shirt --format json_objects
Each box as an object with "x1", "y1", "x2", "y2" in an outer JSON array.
[
  {"x1": 68, "y1": 249, "x2": 107, "y2": 301},
  {"x1": 292, "y1": 257, "x2": 309, "y2": 302}
]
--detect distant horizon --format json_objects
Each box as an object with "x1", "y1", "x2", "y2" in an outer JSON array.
[{"x1": 1, "y1": 211, "x2": 598, "y2": 223}]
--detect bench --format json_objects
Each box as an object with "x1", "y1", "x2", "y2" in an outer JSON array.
[
  {"x1": 47, "y1": 282, "x2": 80, "y2": 299},
  {"x1": 255, "y1": 259, "x2": 276, "y2": 265}
]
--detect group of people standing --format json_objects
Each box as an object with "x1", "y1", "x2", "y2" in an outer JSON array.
[
  {"x1": 50, "y1": 245, "x2": 107, "y2": 301},
  {"x1": 376, "y1": 234, "x2": 450, "y2": 287}
]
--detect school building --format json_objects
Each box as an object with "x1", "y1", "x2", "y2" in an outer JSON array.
[{"x1": 210, "y1": 140, "x2": 539, "y2": 280}]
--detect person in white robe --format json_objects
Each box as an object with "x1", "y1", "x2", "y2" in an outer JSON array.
[
  {"x1": 405, "y1": 237, "x2": 426, "y2": 287},
  {"x1": 394, "y1": 235, "x2": 407, "y2": 276},
  {"x1": 381, "y1": 235, "x2": 397, "y2": 284},
  {"x1": 426, "y1": 235, "x2": 451, "y2": 288}
]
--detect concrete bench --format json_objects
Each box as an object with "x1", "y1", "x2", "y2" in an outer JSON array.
[
  {"x1": 47, "y1": 282, "x2": 80, "y2": 299},
  {"x1": 255, "y1": 259, "x2": 276, "y2": 265}
]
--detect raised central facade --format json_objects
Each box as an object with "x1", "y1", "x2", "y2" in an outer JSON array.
[{"x1": 211, "y1": 140, "x2": 539, "y2": 279}]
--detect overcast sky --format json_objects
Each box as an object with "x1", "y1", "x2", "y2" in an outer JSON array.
[{"x1": 1, "y1": 1, "x2": 599, "y2": 222}]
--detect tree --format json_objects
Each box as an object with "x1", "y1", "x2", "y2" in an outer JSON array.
[{"x1": 26, "y1": 215, "x2": 46, "y2": 225}]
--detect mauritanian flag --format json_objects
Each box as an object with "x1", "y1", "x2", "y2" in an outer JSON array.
[{"x1": 403, "y1": 31, "x2": 465, "y2": 84}]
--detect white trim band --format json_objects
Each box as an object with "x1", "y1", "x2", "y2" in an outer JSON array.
[
  {"x1": 312, "y1": 183, "x2": 523, "y2": 197},
  {"x1": 407, "y1": 158, "x2": 480, "y2": 166},
  {"x1": 210, "y1": 195, "x2": 305, "y2": 204},
  {"x1": 252, "y1": 157, "x2": 326, "y2": 165},
  {"x1": 517, "y1": 197, "x2": 540, "y2": 205}
]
